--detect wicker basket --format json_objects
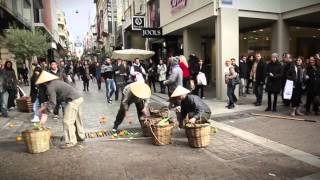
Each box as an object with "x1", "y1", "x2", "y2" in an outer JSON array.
[
  {"x1": 16, "y1": 96, "x2": 32, "y2": 113},
  {"x1": 185, "y1": 124, "x2": 211, "y2": 148},
  {"x1": 150, "y1": 124, "x2": 174, "y2": 146},
  {"x1": 22, "y1": 128, "x2": 51, "y2": 154},
  {"x1": 139, "y1": 119, "x2": 151, "y2": 137}
]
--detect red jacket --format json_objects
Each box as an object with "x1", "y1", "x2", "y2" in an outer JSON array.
[{"x1": 179, "y1": 62, "x2": 190, "y2": 78}]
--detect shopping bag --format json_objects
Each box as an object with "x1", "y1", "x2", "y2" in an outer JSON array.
[
  {"x1": 283, "y1": 80, "x2": 293, "y2": 100},
  {"x1": 197, "y1": 72, "x2": 207, "y2": 86}
]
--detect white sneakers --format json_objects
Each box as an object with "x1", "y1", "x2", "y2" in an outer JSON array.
[{"x1": 31, "y1": 116, "x2": 40, "y2": 123}]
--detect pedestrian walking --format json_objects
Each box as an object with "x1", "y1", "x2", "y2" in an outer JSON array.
[
  {"x1": 157, "y1": 59, "x2": 167, "y2": 93},
  {"x1": 146, "y1": 59, "x2": 157, "y2": 92},
  {"x1": 0, "y1": 67, "x2": 8, "y2": 117},
  {"x1": 179, "y1": 55, "x2": 190, "y2": 89},
  {"x1": 21, "y1": 64, "x2": 29, "y2": 86},
  {"x1": 265, "y1": 53, "x2": 283, "y2": 112},
  {"x1": 164, "y1": 56, "x2": 183, "y2": 98},
  {"x1": 37, "y1": 71, "x2": 85, "y2": 149},
  {"x1": 95, "y1": 62, "x2": 102, "y2": 90},
  {"x1": 113, "y1": 82, "x2": 151, "y2": 131},
  {"x1": 239, "y1": 56, "x2": 249, "y2": 96},
  {"x1": 101, "y1": 58, "x2": 116, "y2": 103},
  {"x1": 49, "y1": 60, "x2": 64, "y2": 119},
  {"x1": 231, "y1": 58, "x2": 239, "y2": 73},
  {"x1": 114, "y1": 59, "x2": 128, "y2": 101},
  {"x1": 80, "y1": 62, "x2": 91, "y2": 92},
  {"x1": 250, "y1": 53, "x2": 266, "y2": 106},
  {"x1": 225, "y1": 59, "x2": 238, "y2": 109},
  {"x1": 4, "y1": 61, "x2": 17, "y2": 110},
  {"x1": 305, "y1": 56, "x2": 320, "y2": 115},
  {"x1": 287, "y1": 56, "x2": 306, "y2": 116}
]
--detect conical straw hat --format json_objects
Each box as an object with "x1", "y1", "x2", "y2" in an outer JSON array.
[
  {"x1": 130, "y1": 82, "x2": 151, "y2": 99},
  {"x1": 35, "y1": 71, "x2": 59, "y2": 85},
  {"x1": 171, "y1": 86, "x2": 190, "y2": 97}
]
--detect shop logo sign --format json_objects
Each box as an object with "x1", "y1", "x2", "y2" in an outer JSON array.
[
  {"x1": 132, "y1": 16, "x2": 145, "y2": 30},
  {"x1": 142, "y1": 28, "x2": 162, "y2": 38},
  {"x1": 171, "y1": 0, "x2": 187, "y2": 13}
]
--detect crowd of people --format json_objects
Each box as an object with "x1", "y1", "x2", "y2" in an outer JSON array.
[{"x1": 225, "y1": 52, "x2": 320, "y2": 116}]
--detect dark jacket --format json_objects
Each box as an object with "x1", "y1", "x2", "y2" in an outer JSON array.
[
  {"x1": 254, "y1": 60, "x2": 266, "y2": 84},
  {"x1": 0, "y1": 69, "x2": 8, "y2": 93},
  {"x1": 4, "y1": 69, "x2": 17, "y2": 90},
  {"x1": 239, "y1": 60, "x2": 249, "y2": 78},
  {"x1": 266, "y1": 61, "x2": 283, "y2": 93},
  {"x1": 30, "y1": 75, "x2": 48, "y2": 103},
  {"x1": 282, "y1": 62, "x2": 293, "y2": 86},
  {"x1": 305, "y1": 65, "x2": 320, "y2": 95},
  {"x1": 180, "y1": 94, "x2": 211, "y2": 122},
  {"x1": 287, "y1": 65, "x2": 306, "y2": 87}
]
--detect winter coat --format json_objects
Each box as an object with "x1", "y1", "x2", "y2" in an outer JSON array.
[
  {"x1": 164, "y1": 64, "x2": 183, "y2": 94},
  {"x1": 157, "y1": 64, "x2": 167, "y2": 82},
  {"x1": 286, "y1": 65, "x2": 306, "y2": 88},
  {"x1": 0, "y1": 69, "x2": 8, "y2": 93},
  {"x1": 305, "y1": 65, "x2": 320, "y2": 95},
  {"x1": 239, "y1": 60, "x2": 249, "y2": 79},
  {"x1": 265, "y1": 61, "x2": 283, "y2": 93},
  {"x1": 30, "y1": 74, "x2": 48, "y2": 103},
  {"x1": 251, "y1": 60, "x2": 266, "y2": 84},
  {"x1": 179, "y1": 62, "x2": 190, "y2": 79},
  {"x1": 4, "y1": 69, "x2": 17, "y2": 90}
]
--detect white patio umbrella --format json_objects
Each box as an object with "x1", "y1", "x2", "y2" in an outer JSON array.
[{"x1": 111, "y1": 49, "x2": 155, "y2": 60}]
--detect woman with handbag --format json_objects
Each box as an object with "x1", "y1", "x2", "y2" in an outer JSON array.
[
  {"x1": 157, "y1": 59, "x2": 167, "y2": 93},
  {"x1": 225, "y1": 59, "x2": 237, "y2": 109},
  {"x1": 196, "y1": 59, "x2": 207, "y2": 99}
]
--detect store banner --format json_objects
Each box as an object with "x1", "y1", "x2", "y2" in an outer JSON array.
[
  {"x1": 132, "y1": 16, "x2": 145, "y2": 30},
  {"x1": 142, "y1": 28, "x2": 162, "y2": 38}
]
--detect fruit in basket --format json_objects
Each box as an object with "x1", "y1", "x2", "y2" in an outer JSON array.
[
  {"x1": 16, "y1": 135, "x2": 23, "y2": 142},
  {"x1": 157, "y1": 117, "x2": 170, "y2": 127}
]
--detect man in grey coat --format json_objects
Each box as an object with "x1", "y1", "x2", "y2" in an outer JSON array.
[{"x1": 164, "y1": 56, "x2": 183, "y2": 97}]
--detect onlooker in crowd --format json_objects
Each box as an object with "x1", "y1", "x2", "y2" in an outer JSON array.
[
  {"x1": 73, "y1": 62, "x2": 81, "y2": 80},
  {"x1": 59, "y1": 61, "x2": 69, "y2": 83},
  {"x1": 239, "y1": 56, "x2": 249, "y2": 96},
  {"x1": 157, "y1": 59, "x2": 167, "y2": 94},
  {"x1": 146, "y1": 59, "x2": 157, "y2": 92},
  {"x1": 114, "y1": 59, "x2": 128, "y2": 101},
  {"x1": 49, "y1": 60, "x2": 64, "y2": 119},
  {"x1": 164, "y1": 56, "x2": 183, "y2": 101},
  {"x1": 80, "y1": 62, "x2": 91, "y2": 92},
  {"x1": 225, "y1": 59, "x2": 237, "y2": 109},
  {"x1": 0, "y1": 67, "x2": 8, "y2": 117},
  {"x1": 130, "y1": 58, "x2": 146, "y2": 82},
  {"x1": 282, "y1": 53, "x2": 293, "y2": 106},
  {"x1": 102, "y1": 58, "x2": 116, "y2": 103},
  {"x1": 179, "y1": 55, "x2": 190, "y2": 88},
  {"x1": 95, "y1": 62, "x2": 102, "y2": 90},
  {"x1": 287, "y1": 56, "x2": 306, "y2": 116},
  {"x1": 196, "y1": 59, "x2": 207, "y2": 99},
  {"x1": 246, "y1": 55, "x2": 255, "y2": 94},
  {"x1": 188, "y1": 54, "x2": 199, "y2": 94},
  {"x1": 305, "y1": 56, "x2": 320, "y2": 115},
  {"x1": 250, "y1": 53, "x2": 266, "y2": 106},
  {"x1": 265, "y1": 53, "x2": 283, "y2": 112},
  {"x1": 4, "y1": 61, "x2": 17, "y2": 110},
  {"x1": 231, "y1": 58, "x2": 239, "y2": 73},
  {"x1": 21, "y1": 64, "x2": 29, "y2": 86}
]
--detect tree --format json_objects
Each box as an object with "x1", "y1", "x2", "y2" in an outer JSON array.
[{"x1": 0, "y1": 27, "x2": 50, "y2": 65}]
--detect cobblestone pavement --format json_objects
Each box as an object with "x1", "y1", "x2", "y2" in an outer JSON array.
[{"x1": 0, "y1": 80, "x2": 319, "y2": 179}]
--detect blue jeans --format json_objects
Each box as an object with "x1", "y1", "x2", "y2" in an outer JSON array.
[
  {"x1": 227, "y1": 84, "x2": 236, "y2": 106},
  {"x1": 106, "y1": 79, "x2": 116, "y2": 100},
  {"x1": 0, "y1": 91, "x2": 8, "y2": 117},
  {"x1": 33, "y1": 97, "x2": 40, "y2": 119}
]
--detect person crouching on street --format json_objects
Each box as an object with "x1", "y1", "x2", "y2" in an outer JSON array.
[
  {"x1": 37, "y1": 71, "x2": 85, "y2": 149},
  {"x1": 113, "y1": 82, "x2": 151, "y2": 132},
  {"x1": 170, "y1": 86, "x2": 211, "y2": 128}
]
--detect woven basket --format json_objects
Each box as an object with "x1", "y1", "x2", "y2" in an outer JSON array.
[
  {"x1": 16, "y1": 96, "x2": 32, "y2": 113},
  {"x1": 22, "y1": 129, "x2": 51, "y2": 154},
  {"x1": 185, "y1": 124, "x2": 211, "y2": 148},
  {"x1": 150, "y1": 124, "x2": 174, "y2": 146}
]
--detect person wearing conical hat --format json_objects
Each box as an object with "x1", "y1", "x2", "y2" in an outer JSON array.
[
  {"x1": 37, "y1": 71, "x2": 85, "y2": 149},
  {"x1": 171, "y1": 86, "x2": 211, "y2": 127},
  {"x1": 113, "y1": 81, "x2": 151, "y2": 131}
]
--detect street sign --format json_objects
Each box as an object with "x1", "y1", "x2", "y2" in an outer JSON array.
[
  {"x1": 132, "y1": 16, "x2": 145, "y2": 30},
  {"x1": 142, "y1": 28, "x2": 162, "y2": 38}
]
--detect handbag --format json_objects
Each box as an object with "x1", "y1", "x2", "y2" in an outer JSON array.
[{"x1": 283, "y1": 80, "x2": 294, "y2": 100}]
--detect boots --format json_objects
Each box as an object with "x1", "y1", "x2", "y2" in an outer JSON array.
[
  {"x1": 296, "y1": 106, "x2": 304, "y2": 116},
  {"x1": 290, "y1": 107, "x2": 296, "y2": 116}
]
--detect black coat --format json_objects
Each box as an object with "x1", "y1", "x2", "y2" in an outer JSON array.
[
  {"x1": 305, "y1": 65, "x2": 320, "y2": 95},
  {"x1": 239, "y1": 60, "x2": 249, "y2": 78},
  {"x1": 266, "y1": 61, "x2": 283, "y2": 93},
  {"x1": 254, "y1": 60, "x2": 266, "y2": 84},
  {"x1": 287, "y1": 65, "x2": 306, "y2": 87},
  {"x1": 30, "y1": 74, "x2": 48, "y2": 103}
]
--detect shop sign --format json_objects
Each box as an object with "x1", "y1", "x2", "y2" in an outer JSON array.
[
  {"x1": 142, "y1": 28, "x2": 162, "y2": 38},
  {"x1": 171, "y1": 0, "x2": 187, "y2": 13},
  {"x1": 132, "y1": 16, "x2": 145, "y2": 30}
]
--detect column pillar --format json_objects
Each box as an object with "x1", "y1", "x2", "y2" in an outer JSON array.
[
  {"x1": 271, "y1": 15, "x2": 290, "y2": 57},
  {"x1": 215, "y1": 8, "x2": 239, "y2": 100},
  {"x1": 183, "y1": 29, "x2": 202, "y2": 57}
]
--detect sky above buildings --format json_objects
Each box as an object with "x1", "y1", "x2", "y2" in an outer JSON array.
[{"x1": 57, "y1": 0, "x2": 96, "y2": 43}]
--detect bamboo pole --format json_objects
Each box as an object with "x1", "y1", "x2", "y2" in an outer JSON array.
[{"x1": 251, "y1": 113, "x2": 316, "y2": 123}]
